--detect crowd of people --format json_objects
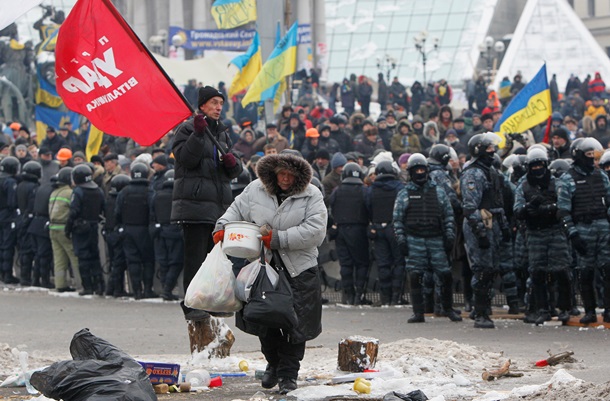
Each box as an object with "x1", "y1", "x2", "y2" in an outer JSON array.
[{"x1": 1, "y1": 70, "x2": 610, "y2": 330}]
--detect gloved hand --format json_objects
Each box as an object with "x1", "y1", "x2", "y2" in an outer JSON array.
[
  {"x1": 222, "y1": 152, "x2": 237, "y2": 169},
  {"x1": 526, "y1": 203, "x2": 539, "y2": 217},
  {"x1": 194, "y1": 114, "x2": 207, "y2": 134},
  {"x1": 367, "y1": 226, "x2": 377, "y2": 240},
  {"x1": 444, "y1": 237, "x2": 454, "y2": 253},
  {"x1": 397, "y1": 237, "x2": 409, "y2": 257},
  {"x1": 261, "y1": 231, "x2": 273, "y2": 249},
  {"x1": 501, "y1": 228, "x2": 511, "y2": 243},
  {"x1": 570, "y1": 233, "x2": 587, "y2": 255},
  {"x1": 477, "y1": 235, "x2": 490, "y2": 249},
  {"x1": 539, "y1": 203, "x2": 558, "y2": 215},
  {"x1": 213, "y1": 230, "x2": 225, "y2": 244},
  {"x1": 328, "y1": 225, "x2": 338, "y2": 241}
]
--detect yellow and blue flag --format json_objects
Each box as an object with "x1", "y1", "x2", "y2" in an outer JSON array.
[
  {"x1": 494, "y1": 64, "x2": 552, "y2": 135},
  {"x1": 34, "y1": 105, "x2": 80, "y2": 142},
  {"x1": 211, "y1": 0, "x2": 257, "y2": 30},
  {"x1": 260, "y1": 21, "x2": 286, "y2": 110},
  {"x1": 241, "y1": 21, "x2": 297, "y2": 107},
  {"x1": 228, "y1": 31, "x2": 261, "y2": 97},
  {"x1": 86, "y1": 124, "x2": 104, "y2": 161}
]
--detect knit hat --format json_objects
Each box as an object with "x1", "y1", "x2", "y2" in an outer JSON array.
[
  {"x1": 197, "y1": 85, "x2": 225, "y2": 108},
  {"x1": 151, "y1": 154, "x2": 168, "y2": 166},
  {"x1": 444, "y1": 129, "x2": 458, "y2": 139},
  {"x1": 103, "y1": 153, "x2": 118, "y2": 162},
  {"x1": 551, "y1": 128, "x2": 569, "y2": 142},
  {"x1": 315, "y1": 149, "x2": 330, "y2": 160},
  {"x1": 72, "y1": 151, "x2": 86, "y2": 160},
  {"x1": 551, "y1": 111, "x2": 564, "y2": 122},
  {"x1": 15, "y1": 144, "x2": 27, "y2": 153},
  {"x1": 398, "y1": 153, "x2": 412, "y2": 165},
  {"x1": 331, "y1": 152, "x2": 348, "y2": 169}
]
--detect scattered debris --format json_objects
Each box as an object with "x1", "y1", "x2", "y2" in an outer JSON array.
[
  {"x1": 534, "y1": 350, "x2": 576, "y2": 367},
  {"x1": 482, "y1": 359, "x2": 524, "y2": 381}
]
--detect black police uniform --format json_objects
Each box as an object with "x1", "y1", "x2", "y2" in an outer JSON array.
[
  {"x1": 150, "y1": 179, "x2": 184, "y2": 300},
  {"x1": 67, "y1": 184, "x2": 105, "y2": 295},
  {"x1": 116, "y1": 179, "x2": 155, "y2": 299},
  {"x1": 27, "y1": 180, "x2": 54, "y2": 287},
  {"x1": 103, "y1": 187, "x2": 128, "y2": 297},
  {"x1": 16, "y1": 173, "x2": 39, "y2": 285},
  {"x1": 0, "y1": 169, "x2": 19, "y2": 283}
]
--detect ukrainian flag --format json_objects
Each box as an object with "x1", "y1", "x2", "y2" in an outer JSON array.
[
  {"x1": 85, "y1": 124, "x2": 104, "y2": 161},
  {"x1": 211, "y1": 0, "x2": 257, "y2": 30},
  {"x1": 228, "y1": 31, "x2": 262, "y2": 97},
  {"x1": 34, "y1": 105, "x2": 80, "y2": 141},
  {"x1": 241, "y1": 21, "x2": 297, "y2": 107},
  {"x1": 494, "y1": 64, "x2": 552, "y2": 135},
  {"x1": 259, "y1": 21, "x2": 286, "y2": 110}
]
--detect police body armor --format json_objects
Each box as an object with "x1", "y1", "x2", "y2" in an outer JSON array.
[
  {"x1": 120, "y1": 184, "x2": 149, "y2": 226},
  {"x1": 77, "y1": 187, "x2": 104, "y2": 222},
  {"x1": 569, "y1": 169, "x2": 607, "y2": 223},
  {"x1": 522, "y1": 179, "x2": 558, "y2": 230},
  {"x1": 153, "y1": 188, "x2": 173, "y2": 225},
  {"x1": 28, "y1": 183, "x2": 54, "y2": 237},
  {"x1": 17, "y1": 181, "x2": 37, "y2": 216},
  {"x1": 371, "y1": 185, "x2": 398, "y2": 224},
  {"x1": 333, "y1": 184, "x2": 368, "y2": 225},
  {"x1": 105, "y1": 194, "x2": 118, "y2": 231},
  {"x1": 479, "y1": 167, "x2": 505, "y2": 211},
  {"x1": 404, "y1": 185, "x2": 442, "y2": 237}
]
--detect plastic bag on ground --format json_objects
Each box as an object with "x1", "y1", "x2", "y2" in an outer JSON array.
[
  {"x1": 29, "y1": 328, "x2": 157, "y2": 401},
  {"x1": 383, "y1": 390, "x2": 429, "y2": 401},
  {"x1": 185, "y1": 242, "x2": 243, "y2": 312}
]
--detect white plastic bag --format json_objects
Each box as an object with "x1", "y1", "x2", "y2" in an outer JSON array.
[
  {"x1": 235, "y1": 259, "x2": 280, "y2": 302},
  {"x1": 184, "y1": 242, "x2": 243, "y2": 312}
]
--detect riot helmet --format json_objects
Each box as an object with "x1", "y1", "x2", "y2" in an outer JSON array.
[
  {"x1": 511, "y1": 155, "x2": 528, "y2": 182},
  {"x1": 110, "y1": 174, "x2": 131, "y2": 193},
  {"x1": 22, "y1": 160, "x2": 42, "y2": 179},
  {"x1": 130, "y1": 162, "x2": 149, "y2": 181},
  {"x1": 341, "y1": 162, "x2": 364, "y2": 184},
  {"x1": 374, "y1": 160, "x2": 397, "y2": 180},
  {"x1": 56, "y1": 167, "x2": 73, "y2": 186},
  {"x1": 230, "y1": 168, "x2": 251, "y2": 192},
  {"x1": 600, "y1": 150, "x2": 610, "y2": 174},
  {"x1": 407, "y1": 153, "x2": 429, "y2": 185},
  {"x1": 0, "y1": 156, "x2": 19, "y2": 176},
  {"x1": 468, "y1": 132, "x2": 501, "y2": 166},
  {"x1": 72, "y1": 164, "x2": 97, "y2": 188},
  {"x1": 570, "y1": 137, "x2": 602, "y2": 173},
  {"x1": 428, "y1": 144, "x2": 452, "y2": 166},
  {"x1": 526, "y1": 148, "x2": 549, "y2": 180},
  {"x1": 549, "y1": 159, "x2": 571, "y2": 178}
]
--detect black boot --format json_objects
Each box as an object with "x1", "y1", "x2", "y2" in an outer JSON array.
[
  {"x1": 379, "y1": 290, "x2": 391, "y2": 306},
  {"x1": 580, "y1": 310, "x2": 598, "y2": 324},
  {"x1": 261, "y1": 364, "x2": 278, "y2": 389},
  {"x1": 473, "y1": 293, "x2": 494, "y2": 329},
  {"x1": 535, "y1": 310, "x2": 552, "y2": 325},
  {"x1": 342, "y1": 288, "x2": 355, "y2": 305},
  {"x1": 3, "y1": 273, "x2": 20, "y2": 285},
  {"x1": 603, "y1": 309, "x2": 610, "y2": 323},
  {"x1": 507, "y1": 301, "x2": 520, "y2": 315},
  {"x1": 355, "y1": 288, "x2": 372, "y2": 305},
  {"x1": 94, "y1": 277, "x2": 105, "y2": 296},
  {"x1": 79, "y1": 276, "x2": 93, "y2": 296},
  {"x1": 408, "y1": 288, "x2": 425, "y2": 323},
  {"x1": 278, "y1": 377, "x2": 297, "y2": 394},
  {"x1": 440, "y1": 273, "x2": 462, "y2": 322}
]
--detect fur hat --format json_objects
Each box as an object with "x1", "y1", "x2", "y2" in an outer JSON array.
[{"x1": 256, "y1": 153, "x2": 312, "y2": 196}]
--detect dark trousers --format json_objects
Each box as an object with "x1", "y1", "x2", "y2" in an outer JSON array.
[
  {"x1": 72, "y1": 224, "x2": 102, "y2": 288},
  {"x1": 259, "y1": 329, "x2": 306, "y2": 379},
  {"x1": 32, "y1": 234, "x2": 53, "y2": 281},
  {"x1": 105, "y1": 231, "x2": 127, "y2": 293},
  {"x1": 154, "y1": 235, "x2": 184, "y2": 291},
  {"x1": 182, "y1": 223, "x2": 214, "y2": 291},
  {"x1": 123, "y1": 225, "x2": 154, "y2": 292},
  {"x1": 19, "y1": 231, "x2": 35, "y2": 284},
  {"x1": 336, "y1": 224, "x2": 370, "y2": 290},
  {"x1": 0, "y1": 222, "x2": 17, "y2": 276}
]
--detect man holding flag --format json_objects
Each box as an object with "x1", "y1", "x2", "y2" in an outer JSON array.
[{"x1": 171, "y1": 86, "x2": 243, "y2": 321}]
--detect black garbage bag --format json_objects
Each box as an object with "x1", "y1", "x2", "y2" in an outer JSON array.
[
  {"x1": 383, "y1": 390, "x2": 429, "y2": 401},
  {"x1": 30, "y1": 328, "x2": 157, "y2": 401}
]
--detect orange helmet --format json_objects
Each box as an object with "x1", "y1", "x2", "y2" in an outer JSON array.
[
  {"x1": 306, "y1": 128, "x2": 320, "y2": 138},
  {"x1": 56, "y1": 148, "x2": 73, "y2": 161},
  {"x1": 9, "y1": 122, "x2": 21, "y2": 131}
]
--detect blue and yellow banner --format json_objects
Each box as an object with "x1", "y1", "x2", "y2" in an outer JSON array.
[
  {"x1": 228, "y1": 31, "x2": 261, "y2": 97},
  {"x1": 494, "y1": 64, "x2": 552, "y2": 135},
  {"x1": 211, "y1": 0, "x2": 257, "y2": 30},
  {"x1": 35, "y1": 105, "x2": 80, "y2": 141},
  {"x1": 241, "y1": 21, "x2": 297, "y2": 106},
  {"x1": 259, "y1": 22, "x2": 286, "y2": 111},
  {"x1": 86, "y1": 124, "x2": 104, "y2": 161}
]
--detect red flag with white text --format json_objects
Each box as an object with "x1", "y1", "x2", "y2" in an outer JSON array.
[{"x1": 55, "y1": 0, "x2": 192, "y2": 146}]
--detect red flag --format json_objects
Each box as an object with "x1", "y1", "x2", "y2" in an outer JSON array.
[
  {"x1": 541, "y1": 116, "x2": 553, "y2": 144},
  {"x1": 55, "y1": 0, "x2": 192, "y2": 146}
]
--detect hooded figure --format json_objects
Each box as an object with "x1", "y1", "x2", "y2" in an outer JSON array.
[
  {"x1": 214, "y1": 153, "x2": 327, "y2": 394},
  {"x1": 420, "y1": 121, "x2": 440, "y2": 153}
]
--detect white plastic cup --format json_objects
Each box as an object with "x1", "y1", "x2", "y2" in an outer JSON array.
[{"x1": 184, "y1": 369, "x2": 211, "y2": 387}]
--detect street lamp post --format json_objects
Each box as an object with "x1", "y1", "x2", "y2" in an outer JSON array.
[
  {"x1": 414, "y1": 30, "x2": 439, "y2": 84},
  {"x1": 376, "y1": 54, "x2": 397, "y2": 83},
  {"x1": 478, "y1": 36, "x2": 505, "y2": 85}
]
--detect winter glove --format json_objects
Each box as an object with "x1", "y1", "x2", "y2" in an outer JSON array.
[
  {"x1": 222, "y1": 152, "x2": 237, "y2": 169},
  {"x1": 328, "y1": 225, "x2": 338, "y2": 241},
  {"x1": 539, "y1": 203, "x2": 558, "y2": 215},
  {"x1": 194, "y1": 114, "x2": 207, "y2": 134},
  {"x1": 477, "y1": 235, "x2": 490, "y2": 249},
  {"x1": 444, "y1": 237, "x2": 454, "y2": 254},
  {"x1": 213, "y1": 230, "x2": 225, "y2": 244},
  {"x1": 570, "y1": 233, "x2": 587, "y2": 255},
  {"x1": 397, "y1": 237, "x2": 409, "y2": 257},
  {"x1": 526, "y1": 203, "x2": 540, "y2": 217},
  {"x1": 260, "y1": 231, "x2": 273, "y2": 249}
]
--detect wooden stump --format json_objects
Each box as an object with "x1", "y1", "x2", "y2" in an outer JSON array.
[
  {"x1": 337, "y1": 336, "x2": 379, "y2": 372},
  {"x1": 187, "y1": 316, "x2": 235, "y2": 358}
]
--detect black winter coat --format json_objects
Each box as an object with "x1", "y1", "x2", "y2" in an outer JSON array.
[{"x1": 171, "y1": 116, "x2": 242, "y2": 224}]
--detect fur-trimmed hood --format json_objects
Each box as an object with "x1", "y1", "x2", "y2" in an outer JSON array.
[{"x1": 256, "y1": 154, "x2": 313, "y2": 196}]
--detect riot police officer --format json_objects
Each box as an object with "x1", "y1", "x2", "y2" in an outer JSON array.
[
  {"x1": 16, "y1": 161, "x2": 41, "y2": 285},
  {"x1": 66, "y1": 164, "x2": 105, "y2": 296},
  {"x1": 514, "y1": 147, "x2": 572, "y2": 325},
  {"x1": 104, "y1": 174, "x2": 130, "y2": 297},
  {"x1": 329, "y1": 162, "x2": 370, "y2": 305},
  {"x1": 230, "y1": 168, "x2": 252, "y2": 200},
  {"x1": 393, "y1": 154, "x2": 461, "y2": 323},
  {"x1": 549, "y1": 159, "x2": 571, "y2": 178},
  {"x1": 557, "y1": 137, "x2": 610, "y2": 324},
  {"x1": 150, "y1": 169, "x2": 184, "y2": 301},
  {"x1": 365, "y1": 160, "x2": 405, "y2": 305},
  {"x1": 461, "y1": 133, "x2": 509, "y2": 329},
  {"x1": 116, "y1": 163, "x2": 156, "y2": 299},
  {"x1": 28, "y1": 171, "x2": 55, "y2": 288},
  {"x1": 0, "y1": 156, "x2": 20, "y2": 284}
]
